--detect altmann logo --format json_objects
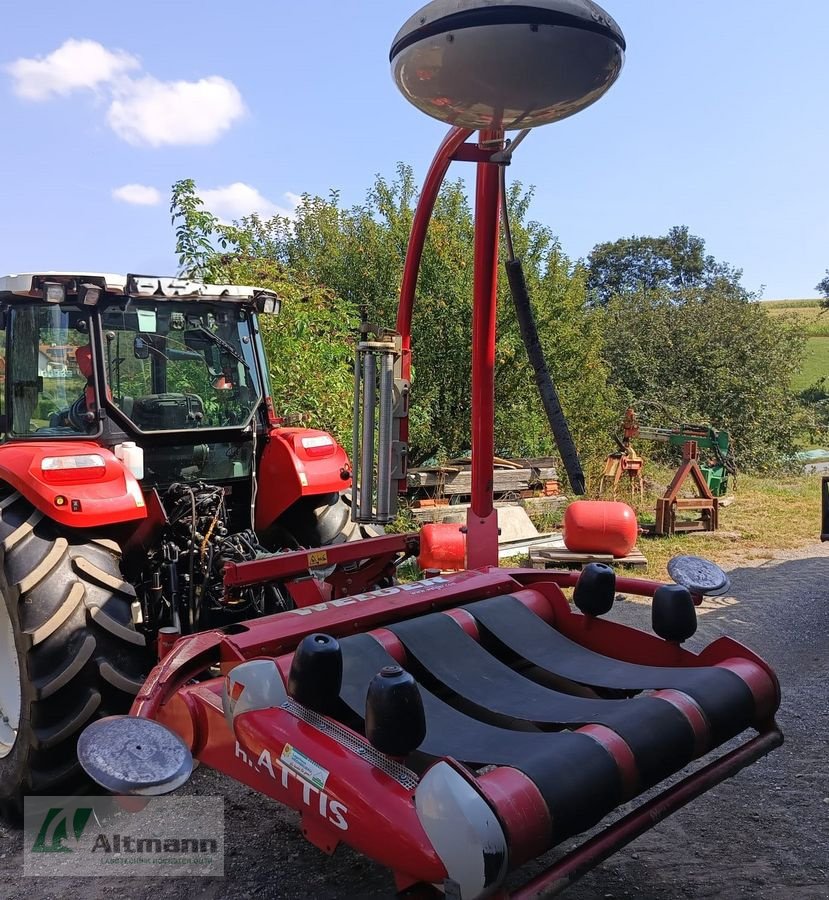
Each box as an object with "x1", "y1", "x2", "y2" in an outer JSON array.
[
  {"x1": 90, "y1": 834, "x2": 218, "y2": 855},
  {"x1": 235, "y1": 741, "x2": 349, "y2": 830},
  {"x1": 30, "y1": 805, "x2": 218, "y2": 857},
  {"x1": 24, "y1": 796, "x2": 225, "y2": 877},
  {"x1": 288, "y1": 575, "x2": 449, "y2": 616}
]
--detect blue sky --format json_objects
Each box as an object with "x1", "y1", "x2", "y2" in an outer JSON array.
[{"x1": 1, "y1": 0, "x2": 826, "y2": 299}]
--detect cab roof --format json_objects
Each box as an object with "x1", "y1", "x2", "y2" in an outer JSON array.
[{"x1": 0, "y1": 272, "x2": 280, "y2": 312}]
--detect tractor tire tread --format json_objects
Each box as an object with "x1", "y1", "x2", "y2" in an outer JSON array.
[
  {"x1": 35, "y1": 634, "x2": 97, "y2": 699},
  {"x1": 0, "y1": 491, "x2": 22, "y2": 511},
  {"x1": 87, "y1": 603, "x2": 146, "y2": 646},
  {"x1": 26, "y1": 581, "x2": 85, "y2": 646},
  {"x1": 17, "y1": 538, "x2": 68, "y2": 594},
  {"x1": 28, "y1": 758, "x2": 85, "y2": 794},
  {"x1": 0, "y1": 497, "x2": 148, "y2": 821},
  {"x1": 33, "y1": 689, "x2": 101, "y2": 750},
  {"x1": 99, "y1": 661, "x2": 144, "y2": 695},
  {"x1": 73, "y1": 556, "x2": 137, "y2": 600},
  {"x1": 2, "y1": 509, "x2": 42, "y2": 553}
]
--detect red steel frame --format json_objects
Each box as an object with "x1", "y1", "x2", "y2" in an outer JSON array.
[{"x1": 223, "y1": 532, "x2": 419, "y2": 603}]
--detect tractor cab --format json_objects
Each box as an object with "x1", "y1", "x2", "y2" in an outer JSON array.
[{"x1": 0, "y1": 272, "x2": 277, "y2": 487}]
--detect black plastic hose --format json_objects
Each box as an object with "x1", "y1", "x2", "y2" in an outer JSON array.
[{"x1": 504, "y1": 256, "x2": 586, "y2": 495}]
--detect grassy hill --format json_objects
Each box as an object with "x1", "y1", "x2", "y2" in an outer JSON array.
[{"x1": 763, "y1": 299, "x2": 828, "y2": 390}]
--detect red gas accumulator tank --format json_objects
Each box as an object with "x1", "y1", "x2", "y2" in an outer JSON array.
[{"x1": 563, "y1": 500, "x2": 638, "y2": 558}]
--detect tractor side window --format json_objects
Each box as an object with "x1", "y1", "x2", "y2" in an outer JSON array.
[
  {"x1": 8, "y1": 305, "x2": 93, "y2": 436},
  {"x1": 0, "y1": 321, "x2": 5, "y2": 428}
]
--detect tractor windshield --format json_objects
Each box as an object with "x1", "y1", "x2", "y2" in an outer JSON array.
[{"x1": 100, "y1": 302, "x2": 262, "y2": 432}]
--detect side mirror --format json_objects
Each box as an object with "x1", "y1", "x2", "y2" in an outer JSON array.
[
  {"x1": 183, "y1": 329, "x2": 221, "y2": 375},
  {"x1": 133, "y1": 336, "x2": 150, "y2": 360},
  {"x1": 183, "y1": 330, "x2": 211, "y2": 351}
]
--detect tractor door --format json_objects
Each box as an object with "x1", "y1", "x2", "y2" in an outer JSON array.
[{"x1": 5, "y1": 304, "x2": 96, "y2": 436}]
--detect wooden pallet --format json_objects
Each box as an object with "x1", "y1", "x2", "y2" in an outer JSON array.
[
  {"x1": 407, "y1": 458, "x2": 558, "y2": 498},
  {"x1": 412, "y1": 496, "x2": 567, "y2": 524},
  {"x1": 529, "y1": 546, "x2": 648, "y2": 569}
]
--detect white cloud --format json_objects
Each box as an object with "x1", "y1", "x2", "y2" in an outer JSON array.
[
  {"x1": 112, "y1": 183, "x2": 162, "y2": 206},
  {"x1": 109, "y1": 180, "x2": 297, "y2": 219},
  {"x1": 107, "y1": 75, "x2": 245, "y2": 147},
  {"x1": 200, "y1": 183, "x2": 298, "y2": 223},
  {"x1": 7, "y1": 38, "x2": 139, "y2": 101},
  {"x1": 6, "y1": 39, "x2": 245, "y2": 147}
]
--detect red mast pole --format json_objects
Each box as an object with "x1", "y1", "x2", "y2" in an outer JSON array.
[
  {"x1": 466, "y1": 129, "x2": 503, "y2": 568},
  {"x1": 396, "y1": 126, "x2": 472, "y2": 353}
]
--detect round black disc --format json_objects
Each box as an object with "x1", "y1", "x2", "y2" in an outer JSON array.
[
  {"x1": 667, "y1": 555, "x2": 731, "y2": 596},
  {"x1": 78, "y1": 715, "x2": 193, "y2": 795}
]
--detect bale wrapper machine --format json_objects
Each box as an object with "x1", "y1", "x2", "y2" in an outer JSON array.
[{"x1": 79, "y1": 2, "x2": 783, "y2": 896}]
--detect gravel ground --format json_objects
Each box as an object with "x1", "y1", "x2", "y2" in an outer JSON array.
[{"x1": 2, "y1": 544, "x2": 827, "y2": 899}]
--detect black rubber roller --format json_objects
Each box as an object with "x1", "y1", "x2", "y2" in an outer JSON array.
[
  {"x1": 574, "y1": 562, "x2": 616, "y2": 616},
  {"x1": 652, "y1": 585, "x2": 697, "y2": 643},
  {"x1": 365, "y1": 665, "x2": 426, "y2": 756},
  {"x1": 288, "y1": 633, "x2": 343, "y2": 713}
]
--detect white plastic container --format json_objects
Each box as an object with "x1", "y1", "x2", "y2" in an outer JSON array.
[{"x1": 114, "y1": 441, "x2": 144, "y2": 480}]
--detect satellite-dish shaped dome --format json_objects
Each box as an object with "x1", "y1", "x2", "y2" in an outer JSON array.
[{"x1": 390, "y1": 0, "x2": 625, "y2": 130}]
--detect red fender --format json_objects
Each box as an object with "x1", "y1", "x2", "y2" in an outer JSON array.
[
  {"x1": 255, "y1": 427, "x2": 351, "y2": 530},
  {"x1": 0, "y1": 440, "x2": 146, "y2": 528}
]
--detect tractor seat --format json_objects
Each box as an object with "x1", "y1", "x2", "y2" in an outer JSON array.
[{"x1": 130, "y1": 393, "x2": 205, "y2": 430}]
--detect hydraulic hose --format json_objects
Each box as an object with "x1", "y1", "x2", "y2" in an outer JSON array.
[{"x1": 500, "y1": 166, "x2": 586, "y2": 495}]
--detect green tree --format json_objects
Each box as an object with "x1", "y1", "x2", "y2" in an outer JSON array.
[
  {"x1": 169, "y1": 180, "x2": 357, "y2": 444},
  {"x1": 170, "y1": 179, "x2": 220, "y2": 279},
  {"x1": 586, "y1": 226, "x2": 747, "y2": 307},
  {"x1": 600, "y1": 288, "x2": 806, "y2": 471},
  {"x1": 817, "y1": 270, "x2": 829, "y2": 306},
  {"x1": 169, "y1": 169, "x2": 616, "y2": 470}
]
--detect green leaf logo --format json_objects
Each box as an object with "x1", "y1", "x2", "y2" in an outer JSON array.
[{"x1": 32, "y1": 806, "x2": 94, "y2": 853}]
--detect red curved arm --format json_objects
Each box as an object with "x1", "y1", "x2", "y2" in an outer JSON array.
[{"x1": 396, "y1": 125, "x2": 472, "y2": 376}]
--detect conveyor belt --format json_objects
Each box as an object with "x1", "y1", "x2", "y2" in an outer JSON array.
[
  {"x1": 388, "y1": 612, "x2": 694, "y2": 785},
  {"x1": 463, "y1": 594, "x2": 756, "y2": 743},
  {"x1": 339, "y1": 632, "x2": 621, "y2": 838}
]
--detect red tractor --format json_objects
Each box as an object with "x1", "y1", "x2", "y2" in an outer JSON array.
[{"x1": 0, "y1": 271, "x2": 381, "y2": 817}]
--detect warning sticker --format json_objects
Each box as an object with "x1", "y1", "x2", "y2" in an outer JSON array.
[
  {"x1": 281, "y1": 744, "x2": 329, "y2": 789},
  {"x1": 308, "y1": 550, "x2": 329, "y2": 567}
]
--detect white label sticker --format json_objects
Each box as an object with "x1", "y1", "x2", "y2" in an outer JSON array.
[
  {"x1": 136, "y1": 309, "x2": 157, "y2": 332},
  {"x1": 280, "y1": 744, "x2": 329, "y2": 790}
]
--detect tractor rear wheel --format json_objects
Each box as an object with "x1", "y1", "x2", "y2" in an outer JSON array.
[
  {"x1": 0, "y1": 492, "x2": 148, "y2": 822},
  {"x1": 312, "y1": 491, "x2": 383, "y2": 545},
  {"x1": 271, "y1": 490, "x2": 382, "y2": 550}
]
